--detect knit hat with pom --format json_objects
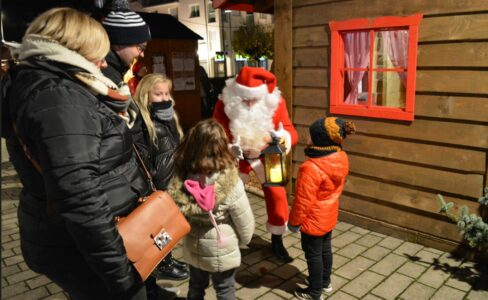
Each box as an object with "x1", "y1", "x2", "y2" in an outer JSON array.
[
  {"x1": 102, "y1": 0, "x2": 151, "y2": 45},
  {"x1": 305, "y1": 117, "x2": 356, "y2": 158}
]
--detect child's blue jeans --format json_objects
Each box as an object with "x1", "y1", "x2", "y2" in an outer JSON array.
[{"x1": 301, "y1": 230, "x2": 333, "y2": 299}]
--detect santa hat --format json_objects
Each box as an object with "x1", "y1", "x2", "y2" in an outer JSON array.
[{"x1": 233, "y1": 67, "x2": 277, "y2": 99}]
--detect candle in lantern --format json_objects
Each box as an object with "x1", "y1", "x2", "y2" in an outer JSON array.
[{"x1": 269, "y1": 165, "x2": 283, "y2": 183}]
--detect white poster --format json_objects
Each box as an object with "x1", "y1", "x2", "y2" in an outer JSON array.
[{"x1": 172, "y1": 52, "x2": 196, "y2": 91}]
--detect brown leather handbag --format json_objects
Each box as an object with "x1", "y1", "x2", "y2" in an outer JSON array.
[
  {"x1": 118, "y1": 146, "x2": 191, "y2": 281},
  {"x1": 117, "y1": 190, "x2": 190, "y2": 281}
]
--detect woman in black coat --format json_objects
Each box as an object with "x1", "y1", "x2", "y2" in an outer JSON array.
[{"x1": 2, "y1": 8, "x2": 149, "y2": 300}]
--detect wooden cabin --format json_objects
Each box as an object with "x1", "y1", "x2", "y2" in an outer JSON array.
[
  {"x1": 139, "y1": 13, "x2": 203, "y2": 130},
  {"x1": 214, "y1": 0, "x2": 488, "y2": 254}
]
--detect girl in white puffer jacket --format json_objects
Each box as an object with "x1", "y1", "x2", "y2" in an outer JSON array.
[{"x1": 168, "y1": 119, "x2": 254, "y2": 300}]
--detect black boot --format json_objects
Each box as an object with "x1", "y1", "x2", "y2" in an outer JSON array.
[
  {"x1": 167, "y1": 251, "x2": 188, "y2": 270},
  {"x1": 271, "y1": 234, "x2": 293, "y2": 263},
  {"x1": 154, "y1": 256, "x2": 189, "y2": 281}
]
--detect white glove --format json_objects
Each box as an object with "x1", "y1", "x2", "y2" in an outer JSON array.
[
  {"x1": 270, "y1": 122, "x2": 292, "y2": 154},
  {"x1": 229, "y1": 135, "x2": 244, "y2": 160}
]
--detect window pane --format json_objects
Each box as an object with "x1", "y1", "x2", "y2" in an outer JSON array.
[
  {"x1": 342, "y1": 31, "x2": 370, "y2": 69},
  {"x1": 372, "y1": 71, "x2": 406, "y2": 108},
  {"x1": 374, "y1": 29, "x2": 409, "y2": 70},
  {"x1": 208, "y1": 3, "x2": 215, "y2": 22},
  {"x1": 190, "y1": 5, "x2": 200, "y2": 18},
  {"x1": 246, "y1": 14, "x2": 254, "y2": 26},
  {"x1": 344, "y1": 71, "x2": 369, "y2": 105}
]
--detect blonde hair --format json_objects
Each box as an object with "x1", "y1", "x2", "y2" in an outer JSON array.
[
  {"x1": 175, "y1": 119, "x2": 235, "y2": 177},
  {"x1": 133, "y1": 73, "x2": 184, "y2": 145},
  {"x1": 25, "y1": 7, "x2": 110, "y2": 62}
]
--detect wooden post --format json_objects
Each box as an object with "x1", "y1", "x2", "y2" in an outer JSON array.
[
  {"x1": 482, "y1": 158, "x2": 488, "y2": 221},
  {"x1": 274, "y1": 0, "x2": 294, "y2": 195}
]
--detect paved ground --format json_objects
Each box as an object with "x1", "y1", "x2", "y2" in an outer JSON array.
[{"x1": 2, "y1": 161, "x2": 488, "y2": 299}]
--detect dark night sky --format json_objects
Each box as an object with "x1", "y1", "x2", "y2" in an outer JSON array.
[{"x1": 1, "y1": 0, "x2": 100, "y2": 42}]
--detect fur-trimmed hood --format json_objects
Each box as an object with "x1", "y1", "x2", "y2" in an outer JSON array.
[
  {"x1": 173, "y1": 166, "x2": 254, "y2": 273},
  {"x1": 168, "y1": 167, "x2": 239, "y2": 218}
]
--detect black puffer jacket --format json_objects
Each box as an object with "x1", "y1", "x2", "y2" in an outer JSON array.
[
  {"x1": 103, "y1": 50, "x2": 127, "y2": 85},
  {"x1": 102, "y1": 50, "x2": 153, "y2": 174},
  {"x1": 3, "y1": 59, "x2": 148, "y2": 294},
  {"x1": 150, "y1": 115, "x2": 180, "y2": 190}
]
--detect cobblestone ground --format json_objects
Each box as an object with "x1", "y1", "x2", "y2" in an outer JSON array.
[{"x1": 2, "y1": 162, "x2": 488, "y2": 299}]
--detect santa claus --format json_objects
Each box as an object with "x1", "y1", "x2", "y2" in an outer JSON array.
[{"x1": 213, "y1": 67, "x2": 298, "y2": 263}]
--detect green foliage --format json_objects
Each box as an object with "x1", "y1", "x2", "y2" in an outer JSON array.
[
  {"x1": 479, "y1": 187, "x2": 488, "y2": 206},
  {"x1": 437, "y1": 189, "x2": 488, "y2": 250},
  {"x1": 437, "y1": 194, "x2": 457, "y2": 220},
  {"x1": 232, "y1": 24, "x2": 274, "y2": 62}
]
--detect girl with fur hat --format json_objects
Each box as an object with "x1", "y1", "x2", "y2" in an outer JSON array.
[
  {"x1": 168, "y1": 119, "x2": 255, "y2": 300},
  {"x1": 288, "y1": 117, "x2": 356, "y2": 300}
]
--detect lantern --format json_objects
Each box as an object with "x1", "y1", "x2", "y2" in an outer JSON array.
[{"x1": 261, "y1": 136, "x2": 288, "y2": 187}]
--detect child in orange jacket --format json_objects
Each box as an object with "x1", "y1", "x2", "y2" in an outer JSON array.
[{"x1": 288, "y1": 117, "x2": 356, "y2": 300}]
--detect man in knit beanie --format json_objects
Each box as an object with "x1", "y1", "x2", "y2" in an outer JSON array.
[
  {"x1": 98, "y1": 1, "x2": 186, "y2": 299},
  {"x1": 100, "y1": 0, "x2": 151, "y2": 84}
]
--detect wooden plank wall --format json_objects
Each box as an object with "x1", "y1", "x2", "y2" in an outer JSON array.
[
  {"x1": 274, "y1": 0, "x2": 294, "y2": 194},
  {"x1": 290, "y1": 0, "x2": 488, "y2": 251}
]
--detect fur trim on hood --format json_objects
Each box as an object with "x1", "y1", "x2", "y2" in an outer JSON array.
[{"x1": 168, "y1": 167, "x2": 239, "y2": 217}]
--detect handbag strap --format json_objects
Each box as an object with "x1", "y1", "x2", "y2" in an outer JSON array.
[
  {"x1": 131, "y1": 144, "x2": 157, "y2": 192},
  {"x1": 11, "y1": 122, "x2": 58, "y2": 214},
  {"x1": 11, "y1": 123, "x2": 44, "y2": 173}
]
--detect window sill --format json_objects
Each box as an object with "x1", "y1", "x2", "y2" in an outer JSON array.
[{"x1": 330, "y1": 105, "x2": 414, "y2": 121}]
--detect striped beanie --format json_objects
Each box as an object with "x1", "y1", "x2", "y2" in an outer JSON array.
[{"x1": 102, "y1": 0, "x2": 151, "y2": 45}]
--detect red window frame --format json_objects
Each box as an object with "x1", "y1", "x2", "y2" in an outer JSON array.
[{"x1": 329, "y1": 14, "x2": 422, "y2": 121}]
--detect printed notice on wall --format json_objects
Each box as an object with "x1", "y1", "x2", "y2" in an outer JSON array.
[
  {"x1": 152, "y1": 54, "x2": 166, "y2": 75},
  {"x1": 172, "y1": 52, "x2": 196, "y2": 91}
]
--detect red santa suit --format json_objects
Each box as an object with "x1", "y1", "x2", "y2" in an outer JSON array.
[{"x1": 213, "y1": 67, "x2": 298, "y2": 235}]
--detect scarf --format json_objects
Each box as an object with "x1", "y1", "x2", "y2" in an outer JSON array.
[
  {"x1": 151, "y1": 101, "x2": 174, "y2": 121},
  {"x1": 14, "y1": 35, "x2": 131, "y2": 113},
  {"x1": 304, "y1": 145, "x2": 342, "y2": 158}
]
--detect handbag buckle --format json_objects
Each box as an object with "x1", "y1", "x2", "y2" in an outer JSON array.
[{"x1": 153, "y1": 230, "x2": 172, "y2": 250}]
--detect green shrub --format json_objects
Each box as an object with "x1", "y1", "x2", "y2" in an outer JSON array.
[{"x1": 437, "y1": 188, "x2": 488, "y2": 250}]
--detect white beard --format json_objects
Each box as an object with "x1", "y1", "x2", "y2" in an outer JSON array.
[{"x1": 222, "y1": 79, "x2": 281, "y2": 154}]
